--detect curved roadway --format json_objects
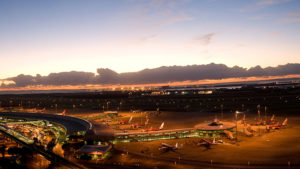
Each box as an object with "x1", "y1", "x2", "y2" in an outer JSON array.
[{"x1": 0, "y1": 112, "x2": 92, "y2": 134}]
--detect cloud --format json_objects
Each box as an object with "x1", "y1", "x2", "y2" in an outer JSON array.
[
  {"x1": 281, "y1": 10, "x2": 300, "y2": 23},
  {"x1": 7, "y1": 71, "x2": 95, "y2": 87},
  {"x1": 132, "y1": 0, "x2": 194, "y2": 30},
  {"x1": 289, "y1": 11, "x2": 300, "y2": 16},
  {"x1": 1, "y1": 63, "x2": 300, "y2": 88},
  {"x1": 139, "y1": 34, "x2": 158, "y2": 42},
  {"x1": 265, "y1": 31, "x2": 283, "y2": 38},
  {"x1": 238, "y1": 0, "x2": 292, "y2": 12},
  {"x1": 194, "y1": 33, "x2": 217, "y2": 46},
  {"x1": 257, "y1": 0, "x2": 290, "y2": 6}
]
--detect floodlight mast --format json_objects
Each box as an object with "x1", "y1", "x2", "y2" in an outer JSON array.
[{"x1": 235, "y1": 110, "x2": 240, "y2": 144}]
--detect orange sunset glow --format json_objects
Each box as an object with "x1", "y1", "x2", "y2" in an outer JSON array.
[{"x1": 1, "y1": 74, "x2": 299, "y2": 92}]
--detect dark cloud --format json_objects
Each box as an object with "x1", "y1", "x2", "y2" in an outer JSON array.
[
  {"x1": 194, "y1": 33, "x2": 216, "y2": 46},
  {"x1": 1, "y1": 63, "x2": 300, "y2": 88},
  {"x1": 7, "y1": 71, "x2": 95, "y2": 87},
  {"x1": 9, "y1": 74, "x2": 36, "y2": 87},
  {"x1": 96, "y1": 68, "x2": 120, "y2": 83}
]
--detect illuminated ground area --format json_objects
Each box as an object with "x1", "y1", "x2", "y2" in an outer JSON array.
[
  {"x1": 111, "y1": 112, "x2": 300, "y2": 166},
  {"x1": 0, "y1": 111, "x2": 92, "y2": 135},
  {"x1": 0, "y1": 118, "x2": 66, "y2": 144},
  {"x1": 1, "y1": 110, "x2": 299, "y2": 168},
  {"x1": 76, "y1": 110, "x2": 300, "y2": 167}
]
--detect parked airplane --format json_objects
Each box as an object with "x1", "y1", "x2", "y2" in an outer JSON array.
[
  {"x1": 119, "y1": 116, "x2": 133, "y2": 125},
  {"x1": 58, "y1": 109, "x2": 66, "y2": 116},
  {"x1": 269, "y1": 118, "x2": 288, "y2": 129},
  {"x1": 243, "y1": 127, "x2": 253, "y2": 136},
  {"x1": 197, "y1": 138, "x2": 220, "y2": 149},
  {"x1": 266, "y1": 114, "x2": 276, "y2": 124},
  {"x1": 270, "y1": 114, "x2": 275, "y2": 122},
  {"x1": 224, "y1": 130, "x2": 234, "y2": 140},
  {"x1": 158, "y1": 143, "x2": 179, "y2": 152},
  {"x1": 30, "y1": 107, "x2": 46, "y2": 113},
  {"x1": 143, "y1": 122, "x2": 164, "y2": 132},
  {"x1": 131, "y1": 119, "x2": 149, "y2": 128},
  {"x1": 282, "y1": 118, "x2": 288, "y2": 125}
]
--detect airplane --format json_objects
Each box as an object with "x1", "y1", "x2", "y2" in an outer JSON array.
[
  {"x1": 266, "y1": 114, "x2": 276, "y2": 124},
  {"x1": 197, "y1": 138, "x2": 220, "y2": 149},
  {"x1": 131, "y1": 119, "x2": 149, "y2": 128},
  {"x1": 270, "y1": 114, "x2": 275, "y2": 122},
  {"x1": 243, "y1": 127, "x2": 253, "y2": 136},
  {"x1": 58, "y1": 109, "x2": 66, "y2": 116},
  {"x1": 253, "y1": 120, "x2": 265, "y2": 126},
  {"x1": 269, "y1": 118, "x2": 288, "y2": 129},
  {"x1": 223, "y1": 130, "x2": 234, "y2": 140},
  {"x1": 268, "y1": 123, "x2": 281, "y2": 129},
  {"x1": 34, "y1": 107, "x2": 46, "y2": 113},
  {"x1": 282, "y1": 118, "x2": 288, "y2": 126},
  {"x1": 143, "y1": 122, "x2": 164, "y2": 132},
  {"x1": 119, "y1": 116, "x2": 133, "y2": 125},
  {"x1": 158, "y1": 143, "x2": 179, "y2": 152}
]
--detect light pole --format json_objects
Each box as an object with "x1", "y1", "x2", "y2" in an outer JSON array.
[
  {"x1": 257, "y1": 104, "x2": 261, "y2": 121},
  {"x1": 55, "y1": 104, "x2": 58, "y2": 114},
  {"x1": 235, "y1": 110, "x2": 240, "y2": 144},
  {"x1": 119, "y1": 101, "x2": 122, "y2": 111},
  {"x1": 106, "y1": 101, "x2": 110, "y2": 110},
  {"x1": 264, "y1": 106, "x2": 267, "y2": 121},
  {"x1": 220, "y1": 104, "x2": 224, "y2": 121},
  {"x1": 242, "y1": 104, "x2": 244, "y2": 112}
]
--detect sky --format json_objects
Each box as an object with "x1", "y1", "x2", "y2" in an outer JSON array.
[{"x1": 0, "y1": 0, "x2": 300, "y2": 79}]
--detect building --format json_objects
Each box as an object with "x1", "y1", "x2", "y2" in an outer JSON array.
[
  {"x1": 104, "y1": 111, "x2": 118, "y2": 118},
  {"x1": 113, "y1": 120, "x2": 235, "y2": 143},
  {"x1": 76, "y1": 144, "x2": 112, "y2": 160}
]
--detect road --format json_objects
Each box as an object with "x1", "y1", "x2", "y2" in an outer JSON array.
[{"x1": 0, "y1": 125, "x2": 85, "y2": 169}]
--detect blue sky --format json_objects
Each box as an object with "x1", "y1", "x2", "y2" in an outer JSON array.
[{"x1": 0, "y1": 0, "x2": 300, "y2": 79}]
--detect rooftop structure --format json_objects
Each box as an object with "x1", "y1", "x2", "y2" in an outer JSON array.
[
  {"x1": 77, "y1": 145, "x2": 112, "y2": 160},
  {"x1": 113, "y1": 120, "x2": 236, "y2": 143},
  {"x1": 77, "y1": 144, "x2": 111, "y2": 155},
  {"x1": 194, "y1": 121, "x2": 236, "y2": 131}
]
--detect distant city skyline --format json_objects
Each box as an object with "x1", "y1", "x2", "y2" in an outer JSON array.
[{"x1": 1, "y1": 0, "x2": 300, "y2": 79}]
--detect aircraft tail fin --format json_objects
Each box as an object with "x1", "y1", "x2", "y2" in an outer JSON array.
[
  {"x1": 282, "y1": 118, "x2": 288, "y2": 126},
  {"x1": 128, "y1": 116, "x2": 133, "y2": 123},
  {"x1": 145, "y1": 119, "x2": 149, "y2": 125},
  {"x1": 159, "y1": 122, "x2": 164, "y2": 130},
  {"x1": 271, "y1": 114, "x2": 275, "y2": 121},
  {"x1": 62, "y1": 109, "x2": 66, "y2": 116},
  {"x1": 224, "y1": 130, "x2": 234, "y2": 140},
  {"x1": 244, "y1": 127, "x2": 253, "y2": 136}
]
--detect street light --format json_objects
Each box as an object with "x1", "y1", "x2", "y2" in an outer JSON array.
[
  {"x1": 220, "y1": 104, "x2": 224, "y2": 121},
  {"x1": 235, "y1": 110, "x2": 240, "y2": 144},
  {"x1": 264, "y1": 106, "x2": 267, "y2": 121},
  {"x1": 257, "y1": 104, "x2": 261, "y2": 121},
  {"x1": 119, "y1": 101, "x2": 122, "y2": 111},
  {"x1": 106, "y1": 101, "x2": 110, "y2": 110}
]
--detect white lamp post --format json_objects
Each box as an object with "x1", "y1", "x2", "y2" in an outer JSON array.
[{"x1": 235, "y1": 110, "x2": 240, "y2": 143}]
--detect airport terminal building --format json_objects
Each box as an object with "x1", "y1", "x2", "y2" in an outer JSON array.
[{"x1": 113, "y1": 121, "x2": 235, "y2": 143}]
